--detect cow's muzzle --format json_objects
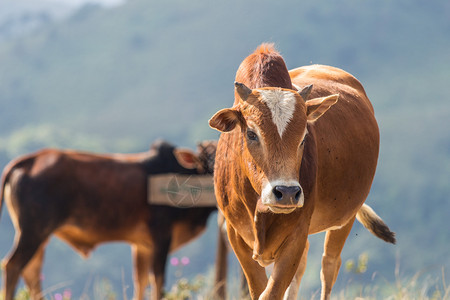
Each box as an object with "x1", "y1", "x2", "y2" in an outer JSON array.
[
  {"x1": 273, "y1": 185, "x2": 301, "y2": 202},
  {"x1": 261, "y1": 181, "x2": 304, "y2": 214}
]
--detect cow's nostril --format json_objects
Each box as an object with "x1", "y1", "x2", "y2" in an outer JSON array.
[
  {"x1": 273, "y1": 187, "x2": 283, "y2": 200},
  {"x1": 295, "y1": 189, "x2": 301, "y2": 201}
]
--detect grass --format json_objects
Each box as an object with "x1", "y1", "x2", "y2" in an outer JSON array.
[
  {"x1": 0, "y1": 267, "x2": 448, "y2": 300},
  {"x1": 323, "y1": 265, "x2": 449, "y2": 300}
]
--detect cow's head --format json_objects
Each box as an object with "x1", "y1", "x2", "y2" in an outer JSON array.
[{"x1": 209, "y1": 82, "x2": 338, "y2": 214}]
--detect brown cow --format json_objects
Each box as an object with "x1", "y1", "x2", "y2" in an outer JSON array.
[
  {"x1": 0, "y1": 140, "x2": 217, "y2": 300},
  {"x1": 209, "y1": 44, "x2": 395, "y2": 300}
]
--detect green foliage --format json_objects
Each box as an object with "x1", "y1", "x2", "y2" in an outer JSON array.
[
  {"x1": 12, "y1": 289, "x2": 30, "y2": 300},
  {"x1": 345, "y1": 253, "x2": 369, "y2": 275},
  {"x1": 0, "y1": 124, "x2": 139, "y2": 157},
  {"x1": 91, "y1": 278, "x2": 117, "y2": 300},
  {"x1": 164, "y1": 276, "x2": 206, "y2": 300}
]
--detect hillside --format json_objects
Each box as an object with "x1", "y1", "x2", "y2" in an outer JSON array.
[{"x1": 1, "y1": 0, "x2": 449, "y2": 298}]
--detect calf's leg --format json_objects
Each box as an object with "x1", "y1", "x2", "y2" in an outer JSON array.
[
  {"x1": 320, "y1": 217, "x2": 355, "y2": 300},
  {"x1": 2, "y1": 231, "x2": 47, "y2": 300},
  {"x1": 132, "y1": 245, "x2": 152, "y2": 300},
  {"x1": 22, "y1": 244, "x2": 47, "y2": 300},
  {"x1": 149, "y1": 237, "x2": 170, "y2": 300}
]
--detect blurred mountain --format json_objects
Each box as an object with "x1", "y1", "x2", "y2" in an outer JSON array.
[
  {"x1": 0, "y1": 0, "x2": 125, "y2": 41},
  {"x1": 0, "y1": 0, "x2": 449, "y2": 298}
]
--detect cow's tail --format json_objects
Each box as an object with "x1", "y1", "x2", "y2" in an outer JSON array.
[{"x1": 356, "y1": 204, "x2": 396, "y2": 244}]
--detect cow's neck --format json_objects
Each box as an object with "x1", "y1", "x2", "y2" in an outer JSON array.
[{"x1": 251, "y1": 205, "x2": 307, "y2": 266}]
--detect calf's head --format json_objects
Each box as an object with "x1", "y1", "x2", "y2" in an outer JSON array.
[
  {"x1": 209, "y1": 83, "x2": 338, "y2": 214},
  {"x1": 149, "y1": 140, "x2": 205, "y2": 174}
]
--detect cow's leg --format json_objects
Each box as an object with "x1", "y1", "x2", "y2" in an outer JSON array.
[
  {"x1": 283, "y1": 239, "x2": 309, "y2": 300},
  {"x1": 132, "y1": 245, "x2": 151, "y2": 300},
  {"x1": 2, "y1": 232, "x2": 46, "y2": 300},
  {"x1": 226, "y1": 224, "x2": 267, "y2": 300},
  {"x1": 149, "y1": 238, "x2": 170, "y2": 300},
  {"x1": 320, "y1": 217, "x2": 355, "y2": 300},
  {"x1": 22, "y1": 243, "x2": 47, "y2": 300},
  {"x1": 259, "y1": 230, "x2": 308, "y2": 300}
]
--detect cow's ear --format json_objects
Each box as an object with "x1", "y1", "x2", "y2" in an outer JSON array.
[
  {"x1": 209, "y1": 108, "x2": 243, "y2": 132},
  {"x1": 173, "y1": 148, "x2": 200, "y2": 170},
  {"x1": 306, "y1": 94, "x2": 339, "y2": 122}
]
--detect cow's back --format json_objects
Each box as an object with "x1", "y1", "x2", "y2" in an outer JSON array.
[{"x1": 290, "y1": 65, "x2": 380, "y2": 233}]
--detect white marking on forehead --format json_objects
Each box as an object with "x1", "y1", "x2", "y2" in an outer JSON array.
[{"x1": 258, "y1": 89, "x2": 297, "y2": 138}]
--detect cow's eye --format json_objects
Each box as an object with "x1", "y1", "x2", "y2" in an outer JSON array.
[
  {"x1": 301, "y1": 139, "x2": 306, "y2": 146},
  {"x1": 247, "y1": 129, "x2": 259, "y2": 141}
]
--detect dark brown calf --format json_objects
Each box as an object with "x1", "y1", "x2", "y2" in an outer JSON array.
[{"x1": 0, "y1": 140, "x2": 217, "y2": 300}]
